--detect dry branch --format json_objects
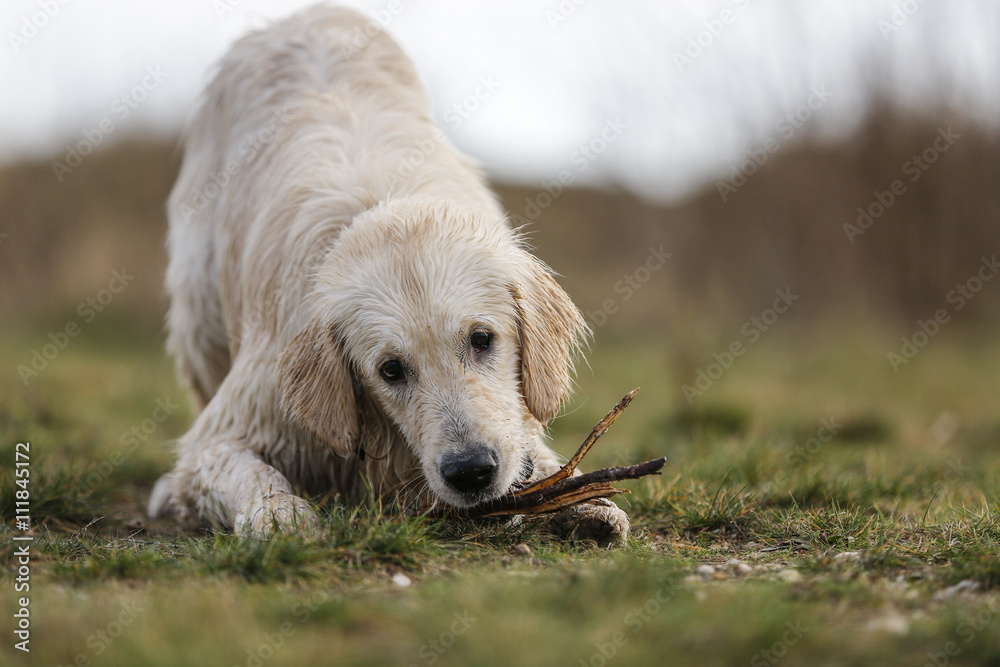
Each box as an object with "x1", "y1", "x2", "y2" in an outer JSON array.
[{"x1": 432, "y1": 388, "x2": 666, "y2": 519}]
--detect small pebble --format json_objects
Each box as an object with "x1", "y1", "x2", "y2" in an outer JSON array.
[
  {"x1": 513, "y1": 543, "x2": 532, "y2": 557},
  {"x1": 834, "y1": 551, "x2": 861, "y2": 561},
  {"x1": 695, "y1": 565, "x2": 716, "y2": 578},
  {"x1": 777, "y1": 568, "x2": 802, "y2": 583},
  {"x1": 934, "y1": 579, "x2": 979, "y2": 600},
  {"x1": 725, "y1": 559, "x2": 752, "y2": 575},
  {"x1": 391, "y1": 573, "x2": 412, "y2": 587},
  {"x1": 866, "y1": 609, "x2": 910, "y2": 635}
]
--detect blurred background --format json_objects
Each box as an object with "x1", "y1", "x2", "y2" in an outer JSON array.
[{"x1": 2, "y1": 0, "x2": 998, "y2": 420}]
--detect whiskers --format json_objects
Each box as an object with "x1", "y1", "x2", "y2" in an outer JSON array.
[{"x1": 394, "y1": 465, "x2": 434, "y2": 514}]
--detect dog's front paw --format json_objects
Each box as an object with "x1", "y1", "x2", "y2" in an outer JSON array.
[
  {"x1": 149, "y1": 472, "x2": 180, "y2": 519},
  {"x1": 148, "y1": 472, "x2": 199, "y2": 528},
  {"x1": 234, "y1": 492, "x2": 318, "y2": 539},
  {"x1": 549, "y1": 498, "x2": 631, "y2": 547}
]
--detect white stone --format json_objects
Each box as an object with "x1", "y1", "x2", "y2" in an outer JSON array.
[{"x1": 777, "y1": 568, "x2": 802, "y2": 583}]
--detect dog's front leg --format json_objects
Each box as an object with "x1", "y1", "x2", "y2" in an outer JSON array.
[
  {"x1": 218, "y1": 443, "x2": 319, "y2": 539},
  {"x1": 529, "y1": 443, "x2": 631, "y2": 546},
  {"x1": 151, "y1": 436, "x2": 318, "y2": 539}
]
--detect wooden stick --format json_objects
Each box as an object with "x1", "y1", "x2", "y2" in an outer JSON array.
[
  {"x1": 455, "y1": 457, "x2": 666, "y2": 518},
  {"x1": 422, "y1": 389, "x2": 665, "y2": 520},
  {"x1": 513, "y1": 387, "x2": 640, "y2": 496}
]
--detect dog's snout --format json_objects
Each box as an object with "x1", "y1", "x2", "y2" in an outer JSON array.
[{"x1": 440, "y1": 446, "x2": 498, "y2": 495}]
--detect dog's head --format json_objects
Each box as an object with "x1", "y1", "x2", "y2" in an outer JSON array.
[{"x1": 277, "y1": 199, "x2": 588, "y2": 507}]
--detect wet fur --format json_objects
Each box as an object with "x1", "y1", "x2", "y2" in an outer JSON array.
[{"x1": 149, "y1": 5, "x2": 628, "y2": 542}]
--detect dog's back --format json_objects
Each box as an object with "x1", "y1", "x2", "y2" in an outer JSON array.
[
  {"x1": 152, "y1": 7, "x2": 628, "y2": 540},
  {"x1": 165, "y1": 6, "x2": 497, "y2": 408}
]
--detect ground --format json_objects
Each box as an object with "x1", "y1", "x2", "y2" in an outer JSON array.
[{"x1": 2, "y1": 315, "x2": 1000, "y2": 666}]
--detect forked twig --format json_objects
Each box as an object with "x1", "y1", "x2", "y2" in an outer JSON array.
[
  {"x1": 514, "y1": 387, "x2": 640, "y2": 496},
  {"x1": 430, "y1": 388, "x2": 666, "y2": 519}
]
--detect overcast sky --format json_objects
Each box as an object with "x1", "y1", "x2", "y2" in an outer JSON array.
[{"x1": 3, "y1": 0, "x2": 998, "y2": 201}]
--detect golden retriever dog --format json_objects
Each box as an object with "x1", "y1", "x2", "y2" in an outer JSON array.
[{"x1": 149, "y1": 5, "x2": 629, "y2": 543}]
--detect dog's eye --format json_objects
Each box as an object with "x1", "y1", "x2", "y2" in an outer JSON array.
[
  {"x1": 470, "y1": 331, "x2": 492, "y2": 353},
  {"x1": 379, "y1": 359, "x2": 406, "y2": 384}
]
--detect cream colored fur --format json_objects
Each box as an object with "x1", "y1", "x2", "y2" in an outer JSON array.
[{"x1": 149, "y1": 5, "x2": 629, "y2": 542}]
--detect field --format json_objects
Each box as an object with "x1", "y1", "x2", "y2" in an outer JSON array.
[
  {"x1": 3, "y1": 311, "x2": 1000, "y2": 666},
  {"x1": 1, "y1": 113, "x2": 999, "y2": 666}
]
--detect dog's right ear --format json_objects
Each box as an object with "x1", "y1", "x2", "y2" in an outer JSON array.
[{"x1": 277, "y1": 321, "x2": 358, "y2": 458}]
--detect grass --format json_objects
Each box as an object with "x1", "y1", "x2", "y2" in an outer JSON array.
[{"x1": 3, "y1": 316, "x2": 1000, "y2": 666}]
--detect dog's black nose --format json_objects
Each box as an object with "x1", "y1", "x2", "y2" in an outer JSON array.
[{"x1": 440, "y1": 447, "x2": 498, "y2": 495}]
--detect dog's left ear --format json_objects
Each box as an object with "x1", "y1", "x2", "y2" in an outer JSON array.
[
  {"x1": 277, "y1": 320, "x2": 359, "y2": 458},
  {"x1": 511, "y1": 257, "x2": 589, "y2": 424}
]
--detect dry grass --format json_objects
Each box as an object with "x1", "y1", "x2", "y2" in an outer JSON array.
[{"x1": 2, "y1": 319, "x2": 1000, "y2": 666}]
